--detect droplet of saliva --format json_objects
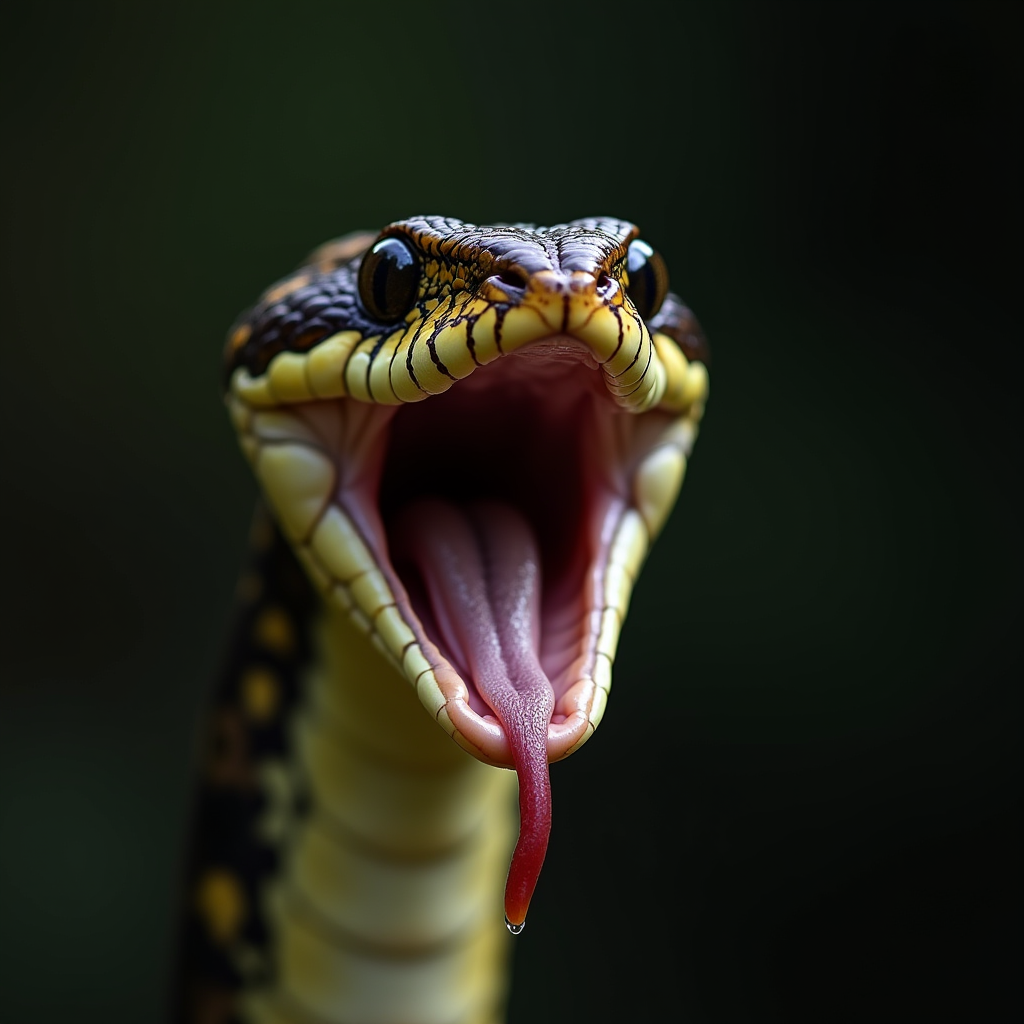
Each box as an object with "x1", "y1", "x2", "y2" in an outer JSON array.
[{"x1": 505, "y1": 916, "x2": 526, "y2": 935}]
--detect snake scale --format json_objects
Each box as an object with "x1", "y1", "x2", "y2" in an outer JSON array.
[{"x1": 172, "y1": 215, "x2": 710, "y2": 1024}]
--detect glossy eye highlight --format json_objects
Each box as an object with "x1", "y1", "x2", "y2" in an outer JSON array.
[
  {"x1": 624, "y1": 239, "x2": 669, "y2": 321},
  {"x1": 358, "y1": 236, "x2": 420, "y2": 322}
]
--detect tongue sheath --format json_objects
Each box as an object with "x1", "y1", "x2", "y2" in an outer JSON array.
[{"x1": 393, "y1": 497, "x2": 555, "y2": 931}]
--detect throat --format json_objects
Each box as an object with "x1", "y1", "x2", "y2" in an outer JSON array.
[{"x1": 250, "y1": 602, "x2": 517, "y2": 1022}]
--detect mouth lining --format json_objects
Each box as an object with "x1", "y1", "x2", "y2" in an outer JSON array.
[
  {"x1": 378, "y1": 343, "x2": 625, "y2": 719},
  {"x1": 269, "y1": 331, "x2": 682, "y2": 766}
]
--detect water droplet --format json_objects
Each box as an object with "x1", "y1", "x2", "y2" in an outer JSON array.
[{"x1": 505, "y1": 916, "x2": 526, "y2": 935}]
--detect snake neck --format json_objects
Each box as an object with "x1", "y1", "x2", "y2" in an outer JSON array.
[
  {"x1": 242, "y1": 598, "x2": 519, "y2": 1024},
  {"x1": 175, "y1": 514, "x2": 518, "y2": 1024}
]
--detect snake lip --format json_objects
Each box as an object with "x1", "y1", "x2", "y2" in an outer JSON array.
[{"x1": 358, "y1": 335, "x2": 675, "y2": 766}]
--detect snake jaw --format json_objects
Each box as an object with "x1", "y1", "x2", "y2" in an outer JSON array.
[{"x1": 227, "y1": 332, "x2": 703, "y2": 771}]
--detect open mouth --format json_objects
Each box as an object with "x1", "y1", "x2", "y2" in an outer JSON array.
[
  {"x1": 256, "y1": 334, "x2": 683, "y2": 928},
  {"x1": 230, "y1": 320, "x2": 695, "y2": 764},
  {"x1": 382, "y1": 342, "x2": 636, "y2": 719},
  {"x1": 275, "y1": 336, "x2": 678, "y2": 764}
]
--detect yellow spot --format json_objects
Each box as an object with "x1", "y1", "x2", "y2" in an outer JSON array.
[
  {"x1": 253, "y1": 606, "x2": 295, "y2": 656},
  {"x1": 227, "y1": 323, "x2": 250, "y2": 354},
  {"x1": 241, "y1": 666, "x2": 280, "y2": 723},
  {"x1": 196, "y1": 869, "x2": 246, "y2": 945},
  {"x1": 263, "y1": 272, "x2": 311, "y2": 305}
]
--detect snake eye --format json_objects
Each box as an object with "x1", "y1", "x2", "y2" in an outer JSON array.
[
  {"x1": 357, "y1": 236, "x2": 420, "y2": 322},
  {"x1": 624, "y1": 239, "x2": 669, "y2": 321}
]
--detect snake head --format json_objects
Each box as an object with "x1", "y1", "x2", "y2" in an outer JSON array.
[{"x1": 223, "y1": 215, "x2": 709, "y2": 926}]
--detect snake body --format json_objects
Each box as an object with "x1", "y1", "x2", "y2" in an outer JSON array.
[{"x1": 174, "y1": 216, "x2": 709, "y2": 1023}]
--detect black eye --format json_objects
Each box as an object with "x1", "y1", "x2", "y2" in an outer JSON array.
[
  {"x1": 357, "y1": 236, "x2": 420, "y2": 322},
  {"x1": 625, "y1": 239, "x2": 669, "y2": 321}
]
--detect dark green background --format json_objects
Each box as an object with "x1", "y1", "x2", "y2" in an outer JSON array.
[{"x1": 1, "y1": 3, "x2": 1020, "y2": 1022}]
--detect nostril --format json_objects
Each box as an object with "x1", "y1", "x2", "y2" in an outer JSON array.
[
  {"x1": 491, "y1": 269, "x2": 528, "y2": 293},
  {"x1": 596, "y1": 272, "x2": 616, "y2": 296}
]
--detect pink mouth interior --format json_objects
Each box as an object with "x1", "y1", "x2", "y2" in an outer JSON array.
[
  {"x1": 380, "y1": 349, "x2": 620, "y2": 714},
  {"x1": 307, "y1": 342, "x2": 669, "y2": 927}
]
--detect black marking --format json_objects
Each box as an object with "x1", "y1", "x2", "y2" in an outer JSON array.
[
  {"x1": 465, "y1": 314, "x2": 481, "y2": 366},
  {"x1": 608, "y1": 308, "x2": 643, "y2": 381},
  {"x1": 171, "y1": 508, "x2": 317, "y2": 1021},
  {"x1": 600, "y1": 304, "x2": 627, "y2": 367},
  {"x1": 426, "y1": 336, "x2": 455, "y2": 382},
  {"x1": 364, "y1": 323, "x2": 405, "y2": 402},
  {"x1": 419, "y1": 292, "x2": 458, "y2": 382},
  {"x1": 404, "y1": 327, "x2": 427, "y2": 397},
  {"x1": 387, "y1": 326, "x2": 410, "y2": 400},
  {"x1": 493, "y1": 304, "x2": 510, "y2": 355},
  {"x1": 614, "y1": 329, "x2": 655, "y2": 398}
]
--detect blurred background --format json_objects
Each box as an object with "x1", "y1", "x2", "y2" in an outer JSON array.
[{"x1": 1, "y1": 2, "x2": 1020, "y2": 1022}]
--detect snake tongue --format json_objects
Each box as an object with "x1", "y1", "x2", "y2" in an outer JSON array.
[{"x1": 390, "y1": 497, "x2": 554, "y2": 930}]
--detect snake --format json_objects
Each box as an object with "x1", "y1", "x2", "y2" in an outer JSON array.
[{"x1": 172, "y1": 215, "x2": 709, "y2": 1024}]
